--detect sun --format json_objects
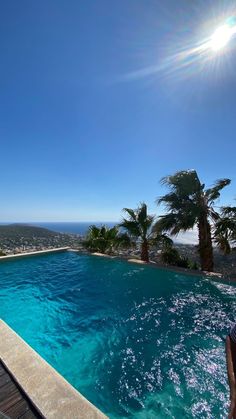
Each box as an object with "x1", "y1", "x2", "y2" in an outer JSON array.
[{"x1": 210, "y1": 24, "x2": 234, "y2": 51}]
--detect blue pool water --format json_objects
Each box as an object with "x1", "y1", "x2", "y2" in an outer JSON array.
[{"x1": 0, "y1": 252, "x2": 234, "y2": 418}]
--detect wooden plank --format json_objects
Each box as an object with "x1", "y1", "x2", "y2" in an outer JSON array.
[
  {"x1": 0, "y1": 382, "x2": 18, "y2": 403},
  {"x1": 0, "y1": 373, "x2": 11, "y2": 388},
  {"x1": 0, "y1": 411, "x2": 11, "y2": 419},
  {"x1": 0, "y1": 390, "x2": 22, "y2": 411},
  {"x1": 4, "y1": 398, "x2": 30, "y2": 418},
  {"x1": 0, "y1": 362, "x2": 42, "y2": 418},
  {"x1": 18, "y1": 410, "x2": 39, "y2": 419}
]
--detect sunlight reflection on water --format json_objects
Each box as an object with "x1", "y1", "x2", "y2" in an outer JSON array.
[{"x1": 0, "y1": 252, "x2": 234, "y2": 418}]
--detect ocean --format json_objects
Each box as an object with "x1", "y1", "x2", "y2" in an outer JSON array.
[
  {"x1": 31, "y1": 222, "x2": 117, "y2": 236},
  {"x1": 0, "y1": 221, "x2": 197, "y2": 243}
]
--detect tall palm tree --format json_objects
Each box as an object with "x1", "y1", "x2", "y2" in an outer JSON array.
[
  {"x1": 84, "y1": 225, "x2": 131, "y2": 254},
  {"x1": 214, "y1": 206, "x2": 236, "y2": 254},
  {"x1": 154, "y1": 170, "x2": 231, "y2": 271},
  {"x1": 119, "y1": 203, "x2": 172, "y2": 262}
]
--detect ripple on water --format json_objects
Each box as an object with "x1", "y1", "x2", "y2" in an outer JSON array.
[{"x1": 0, "y1": 252, "x2": 234, "y2": 418}]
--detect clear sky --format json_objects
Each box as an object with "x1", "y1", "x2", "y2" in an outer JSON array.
[{"x1": 1, "y1": 0, "x2": 236, "y2": 222}]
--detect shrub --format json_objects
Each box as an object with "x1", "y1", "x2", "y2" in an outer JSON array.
[
  {"x1": 160, "y1": 247, "x2": 198, "y2": 270},
  {"x1": 160, "y1": 247, "x2": 181, "y2": 265}
]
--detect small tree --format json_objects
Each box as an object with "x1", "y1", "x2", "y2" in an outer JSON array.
[
  {"x1": 214, "y1": 206, "x2": 236, "y2": 254},
  {"x1": 83, "y1": 225, "x2": 131, "y2": 254},
  {"x1": 120, "y1": 203, "x2": 172, "y2": 262},
  {"x1": 154, "y1": 170, "x2": 230, "y2": 271}
]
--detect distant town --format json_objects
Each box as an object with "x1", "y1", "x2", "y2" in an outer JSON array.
[{"x1": 0, "y1": 224, "x2": 83, "y2": 255}]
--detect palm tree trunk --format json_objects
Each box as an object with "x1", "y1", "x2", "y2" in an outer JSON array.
[
  {"x1": 198, "y1": 216, "x2": 214, "y2": 271},
  {"x1": 141, "y1": 239, "x2": 149, "y2": 262}
]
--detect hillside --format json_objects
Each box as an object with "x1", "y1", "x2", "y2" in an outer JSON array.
[
  {"x1": 0, "y1": 224, "x2": 60, "y2": 239},
  {"x1": 0, "y1": 224, "x2": 82, "y2": 254}
]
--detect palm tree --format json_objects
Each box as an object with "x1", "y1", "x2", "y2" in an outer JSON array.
[
  {"x1": 119, "y1": 202, "x2": 172, "y2": 262},
  {"x1": 154, "y1": 170, "x2": 231, "y2": 271},
  {"x1": 84, "y1": 225, "x2": 131, "y2": 254},
  {"x1": 214, "y1": 206, "x2": 236, "y2": 254}
]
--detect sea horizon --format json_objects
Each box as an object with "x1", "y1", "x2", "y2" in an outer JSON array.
[
  {"x1": 0, "y1": 221, "x2": 198, "y2": 244},
  {"x1": 0, "y1": 221, "x2": 118, "y2": 236}
]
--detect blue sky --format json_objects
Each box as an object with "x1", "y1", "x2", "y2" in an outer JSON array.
[{"x1": 1, "y1": 0, "x2": 236, "y2": 222}]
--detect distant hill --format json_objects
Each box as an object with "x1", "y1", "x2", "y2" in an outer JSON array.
[{"x1": 0, "y1": 224, "x2": 61, "y2": 239}]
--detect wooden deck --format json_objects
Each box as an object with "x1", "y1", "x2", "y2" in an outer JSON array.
[{"x1": 0, "y1": 361, "x2": 42, "y2": 419}]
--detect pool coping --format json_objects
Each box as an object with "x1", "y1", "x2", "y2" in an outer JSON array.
[
  {"x1": 88, "y1": 251, "x2": 236, "y2": 284},
  {"x1": 0, "y1": 320, "x2": 107, "y2": 419},
  {"x1": 0, "y1": 247, "x2": 70, "y2": 261}
]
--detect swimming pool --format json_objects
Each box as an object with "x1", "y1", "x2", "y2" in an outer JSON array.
[{"x1": 0, "y1": 251, "x2": 234, "y2": 418}]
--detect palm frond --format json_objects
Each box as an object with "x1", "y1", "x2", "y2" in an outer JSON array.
[
  {"x1": 161, "y1": 170, "x2": 202, "y2": 196},
  {"x1": 153, "y1": 212, "x2": 196, "y2": 235},
  {"x1": 119, "y1": 219, "x2": 140, "y2": 237},
  {"x1": 214, "y1": 234, "x2": 231, "y2": 255},
  {"x1": 221, "y1": 206, "x2": 236, "y2": 217},
  {"x1": 84, "y1": 224, "x2": 130, "y2": 254},
  {"x1": 122, "y1": 208, "x2": 136, "y2": 221},
  {"x1": 205, "y1": 178, "x2": 231, "y2": 202},
  {"x1": 153, "y1": 214, "x2": 179, "y2": 235},
  {"x1": 150, "y1": 233, "x2": 173, "y2": 249},
  {"x1": 137, "y1": 203, "x2": 148, "y2": 224}
]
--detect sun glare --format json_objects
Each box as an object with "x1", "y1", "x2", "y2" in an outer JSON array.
[
  {"x1": 124, "y1": 16, "x2": 236, "y2": 82},
  {"x1": 210, "y1": 24, "x2": 233, "y2": 51}
]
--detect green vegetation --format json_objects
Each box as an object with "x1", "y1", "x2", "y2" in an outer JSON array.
[
  {"x1": 160, "y1": 246, "x2": 198, "y2": 270},
  {"x1": 119, "y1": 203, "x2": 172, "y2": 262},
  {"x1": 83, "y1": 225, "x2": 131, "y2": 254},
  {"x1": 214, "y1": 206, "x2": 236, "y2": 255},
  {"x1": 2, "y1": 171, "x2": 235, "y2": 274},
  {"x1": 0, "y1": 224, "x2": 58, "y2": 239},
  {"x1": 84, "y1": 170, "x2": 235, "y2": 273},
  {"x1": 119, "y1": 203, "x2": 154, "y2": 262},
  {"x1": 154, "y1": 170, "x2": 230, "y2": 272}
]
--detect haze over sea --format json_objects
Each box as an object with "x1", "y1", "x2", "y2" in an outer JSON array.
[
  {"x1": 32, "y1": 222, "x2": 116, "y2": 236},
  {"x1": 0, "y1": 221, "x2": 197, "y2": 244}
]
